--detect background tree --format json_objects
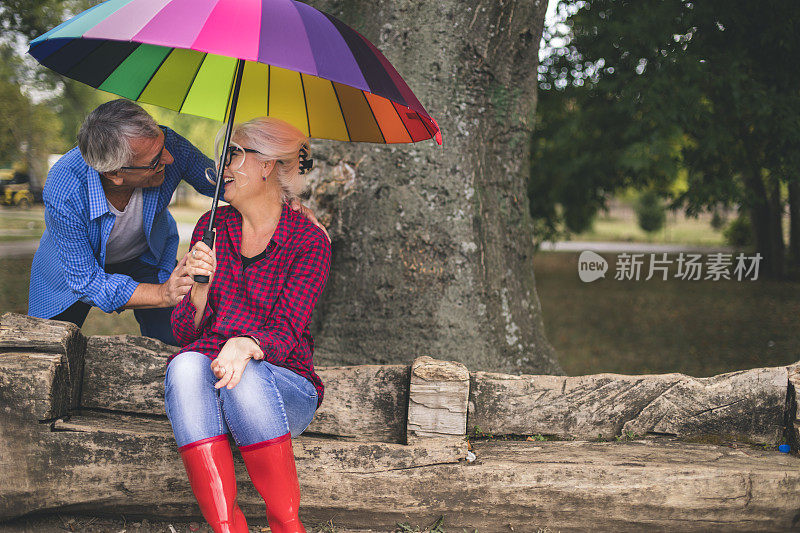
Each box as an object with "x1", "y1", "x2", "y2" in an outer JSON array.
[
  {"x1": 0, "y1": 44, "x2": 63, "y2": 187},
  {"x1": 635, "y1": 189, "x2": 666, "y2": 235},
  {"x1": 306, "y1": 0, "x2": 563, "y2": 374},
  {"x1": 532, "y1": 0, "x2": 800, "y2": 279},
  {"x1": 0, "y1": 0, "x2": 103, "y2": 146}
]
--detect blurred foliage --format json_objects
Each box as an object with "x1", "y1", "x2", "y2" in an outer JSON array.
[
  {"x1": 530, "y1": 0, "x2": 800, "y2": 277},
  {"x1": 0, "y1": 0, "x2": 104, "y2": 148},
  {"x1": 0, "y1": 44, "x2": 62, "y2": 188},
  {"x1": 724, "y1": 214, "x2": 754, "y2": 248},
  {"x1": 709, "y1": 208, "x2": 726, "y2": 231},
  {"x1": 635, "y1": 189, "x2": 666, "y2": 234}
]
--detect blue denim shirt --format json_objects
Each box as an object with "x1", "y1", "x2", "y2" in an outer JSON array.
[{"x1": 29, "y1": 126, "x2": 215, "y2": 317}]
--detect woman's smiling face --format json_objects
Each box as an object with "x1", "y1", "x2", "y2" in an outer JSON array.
[{"x1": 222, "y1": 136, "x2": 273, "y2": 206}]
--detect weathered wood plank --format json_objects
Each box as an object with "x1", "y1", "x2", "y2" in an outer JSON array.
[
  {"x1": 0, "y1": 352, "x2": 69, "y2": 420},
  {"x1": 82, "y1": 336, "x2": 409, "y2": 442},
  {"x1": 0, "y1": 313, "x2": 86, "y2": 408},
  {"x1": 306, "y1": 364, "x2": 409, "y2": 443},
  {"x1": 51, "y1": 410, "x2": 467, "y2": 474},
  {"x1": 407, "y1": 356, "x2": 468, "y2": 443},
  {"x1": 54, "y1": 410, "x2": 172, "y2": 437},
  {"x1": 469, "y1": 366, "x2": 788, "y2": 444},
  {"x1": 82, "y1": 335, "x2": 170, "y2": 414},
  {"x1": 6, "y1": 411, "x2": 799, "y2": 531}
]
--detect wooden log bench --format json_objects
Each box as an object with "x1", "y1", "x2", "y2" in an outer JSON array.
[{"x1": 1, "y1": 312, "x2": 799, "y2": 532}]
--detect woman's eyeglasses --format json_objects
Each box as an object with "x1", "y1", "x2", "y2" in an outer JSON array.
[
  {"x1": 205, "y1": 141, "x2": 266, "y2": 188},
  {"x1": 223, "y1": 145, "x2": 264, "y2": 169},
  {"x1": 120, "y1": 125, "x2": 168, "y2": 172}
]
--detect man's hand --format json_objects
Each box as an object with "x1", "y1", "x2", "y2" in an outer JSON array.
[
  {"x1": 211, "y1": 336, "x2": 264, "y2": 389},
  {"x1": 290, "y1": 198, "x2": 330, "y2": 242},
  {"x1": 159, "y1": 254, "x2": 193, "y2": 307}
]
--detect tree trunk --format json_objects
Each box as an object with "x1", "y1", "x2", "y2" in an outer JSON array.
[
  {"x1": 306, "y1": 0, "x2": 562, "y2": 375},
  {"x1": 788, "y1": 177, "x2": 800, "y2": 277},
  {"x1": 745, "y1": 169, "x2": 785, "y2": 279}
]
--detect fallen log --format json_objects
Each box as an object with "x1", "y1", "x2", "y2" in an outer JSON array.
[
  {"x1": 787, "y1": 361, "x2": 800, "y2": 449},
  {"x1": 0, "y1": 312, "x2": 798, "y2": 531},
  {"x1": 406, "y1": 355, "x2": 469, "y2": 443},
  {"x1": 0, "y1": 351, "x2": 69, "y2": 420},
  {"x1": 6, "y1": 409, "x2": 800, "y2": 532},
  {"x1": 469, "y1": 366, "x2": 791, "y2": 445},
  {"x1": 0, "y1": 313, "x2": 85, "y2": 409}
]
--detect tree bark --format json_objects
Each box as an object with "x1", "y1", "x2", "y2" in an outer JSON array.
[{"x1": 306, "y1": 0, "x2": 562, "y2": 375}]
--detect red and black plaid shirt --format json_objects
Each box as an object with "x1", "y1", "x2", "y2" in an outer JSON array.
[{"x1": 169, "y1": 202, "x2": 331, "y2": 409}]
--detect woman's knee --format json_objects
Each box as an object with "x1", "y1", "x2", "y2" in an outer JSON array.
[
  {"x1": 164, "y1": 352, "x2": 213, "y2": 415},
  {"x1": 165, "y1": 351, "x2": 210, "y2": 392}
]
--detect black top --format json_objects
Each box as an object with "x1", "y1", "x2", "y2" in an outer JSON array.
[
  {"x1": 241, "y1": 250, "x2": 265, "y2": 269},
  {"x1": 239, "y1": 240, "x2": 275, "y2": 270}
]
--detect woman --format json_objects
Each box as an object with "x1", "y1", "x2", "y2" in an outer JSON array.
[{"x1": 166, "y1": 116, "x2": 330, "y2": 533}]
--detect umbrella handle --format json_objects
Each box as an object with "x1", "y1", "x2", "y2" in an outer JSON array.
[{"x1": 193, "y1": 229, "x2": 216, "y2": 283}]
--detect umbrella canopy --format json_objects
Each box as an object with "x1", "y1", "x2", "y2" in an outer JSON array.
[{"x1": 28, "y1": 0, "x2": 441, "y2": 145}]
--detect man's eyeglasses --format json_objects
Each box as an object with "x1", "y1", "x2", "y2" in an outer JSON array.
[{"x1": 119, "y1": 125, "x2": 168, "y2": 172}]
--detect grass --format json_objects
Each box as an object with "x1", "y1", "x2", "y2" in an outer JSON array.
[
  {"x1": 0, "y1": 206, "x2": 46, "y2": 241},
  {"x1": 0, "y1": 217, "x2": 44, "y2": 231},
  {"x1": 0, "y1": 234, "x2": 44, "y2": 242},
  {"x1": 575, "y1": 212, "x2": 728, "y2": 245},
  {"x1": 169, "y1": 204, "x2": 210, "y2": 225},
  {"x1": 534, "y1": 251, "x2": 800, "y2": 377}
]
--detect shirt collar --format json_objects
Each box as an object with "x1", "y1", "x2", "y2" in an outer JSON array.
[
  {"x1": 271, "y1": 202, "x2": 292, "y2": 247},
  {"x1": 87, "y1": 166, "x2": 110, "y2": 220}
]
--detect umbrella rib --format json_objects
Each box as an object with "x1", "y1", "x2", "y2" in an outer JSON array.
[
  {"x1": 177, "y1": 52, "x2": 208, "y2": 114},
  {"x1": 134, "y1": 47, "x2": 173, "y2": 101},
  {"x1": 266, "y1": 65, "x2": 270, "y2": 116},
  {"x1": 360, "y1": 90, "x2": 386, "y2": 144},
  {"x1": 330, "y1": 81, "x2": 352, "y2": 143},
  {"x1": 299, "y1": 73, "x2": 311, "y2": 138}
]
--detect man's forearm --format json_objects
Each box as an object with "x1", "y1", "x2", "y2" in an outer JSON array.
[{"x1": 123, "y1": 283, "x2": 166, "y2": 309}]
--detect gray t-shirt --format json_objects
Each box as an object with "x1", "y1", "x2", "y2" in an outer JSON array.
[{"x1": 105, "y1": 188, "x2": 149, "y2": 264}]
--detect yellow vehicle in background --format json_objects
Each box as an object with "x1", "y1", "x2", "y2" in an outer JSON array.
[{"x1": 0, "y1": 169, "x2": 34, "y2": 209}]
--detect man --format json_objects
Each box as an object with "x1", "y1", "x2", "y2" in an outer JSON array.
[{"x1": 29, "y1": 99, "x2": 326, "y2": 345}]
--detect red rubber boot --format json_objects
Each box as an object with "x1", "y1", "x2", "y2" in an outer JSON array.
[
  {"x1": 179, "y1": 435, "x2": 249, "y2": 533},
  {"x1": 239, "y1": 433, "x2": 306, "y2": 533}
]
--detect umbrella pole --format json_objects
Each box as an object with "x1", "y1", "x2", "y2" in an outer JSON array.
[{"x1": 194, "y1": 58, "x2": 246, "y2": 283}]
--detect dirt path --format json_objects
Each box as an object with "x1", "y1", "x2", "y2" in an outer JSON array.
[{"x1": 0, "y1": 514, "x2": 386, "y2": 533}]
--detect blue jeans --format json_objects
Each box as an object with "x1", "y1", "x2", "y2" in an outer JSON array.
[{"x1": 164, "y1": 351, "x2": 318, "y2": 449}]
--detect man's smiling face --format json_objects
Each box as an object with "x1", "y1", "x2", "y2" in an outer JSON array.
[{"x1": 114, "y1": 127, "x2": 175, "y2": 188}]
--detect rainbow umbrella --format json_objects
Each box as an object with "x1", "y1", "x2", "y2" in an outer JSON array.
[{"x1": 28, "y1": 0, "x2": 441, "y2": 280}]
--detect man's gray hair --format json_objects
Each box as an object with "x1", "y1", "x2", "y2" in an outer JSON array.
[{"x1": 77, "y1": 99, "x2": 160, "y2": 173}]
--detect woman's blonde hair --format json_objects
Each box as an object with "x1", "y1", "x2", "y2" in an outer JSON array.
[{"x1": 215, "y1": 117, "x2": 311, "y2": 203}]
